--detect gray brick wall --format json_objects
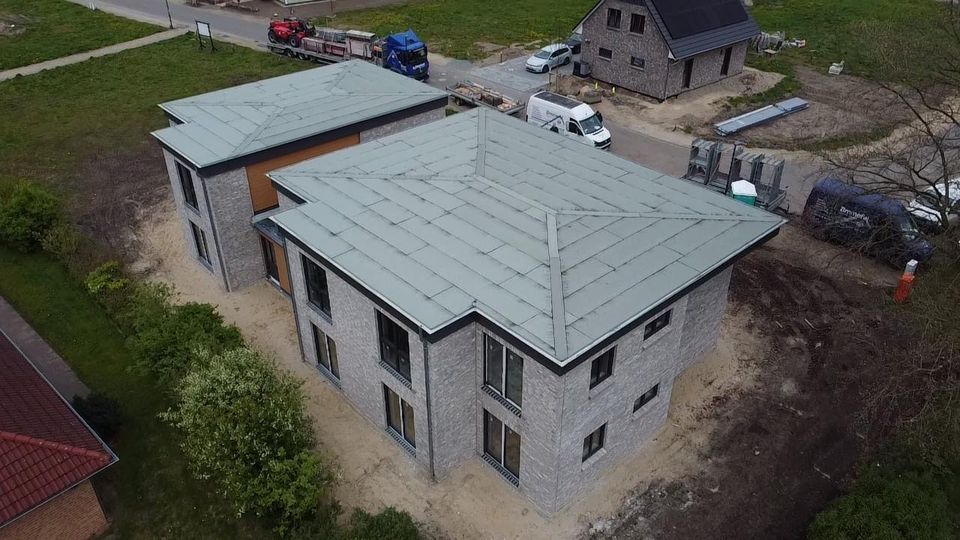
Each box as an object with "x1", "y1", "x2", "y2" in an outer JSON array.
[
  {"x1": 426, "y1": 323, "x2": 477, "y2": 478},
  {"x1": 580, "y1": 0, "x2": 749, "y2": 100},
  {"x1": 161, "y1": 149, "x2": 226, "y2": 287},
  {"x1": 204, "y1": 167, "x2": 266, "y2": 291},
  {"x1": 359, "y1": 108, "x2": 445, "y2": 142},
  {"x1": 678, "y1": 267, "x2": 733, "y2": 372},
  {"x1": 286, "y1": 240, "x2": 432, "y2": 471}
]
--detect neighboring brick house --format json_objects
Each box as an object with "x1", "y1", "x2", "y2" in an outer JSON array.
[
  {"x1": 576, "y1": 0, "x2": 759, "y2": 100},
  {"x1": 151, "y1": 61, "x2": 447, "y2": 293},
  {"x1": 0, "y1": 331, "x2": 116, "y2": 540},
  {"x1": 266, "y1": 108, "x2": 784, "y2": 513}
]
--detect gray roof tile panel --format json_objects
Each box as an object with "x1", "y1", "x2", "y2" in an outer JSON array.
[
  {"x1": 270, "y1": 108, "x2": 783, "y2": 365},
  {"x1": 152, "y1": 61, "x2": 446, "y2": 169}
]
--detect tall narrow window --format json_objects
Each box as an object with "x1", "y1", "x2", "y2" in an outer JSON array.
[
  {"x1": 633, "y1": 383, "x2": 660, "y2": 412},
  {"x1": 582, "y1": 424, "x2": 606, "y2": 462},
  {"x1": 589, "y1": 348, "x2": 615, "y2": 388},
  {"x1": 629, "y1": 13, "x2": 645, "y2": 34},
  {"x1": 176, "y1": 161, "x2": 198, "y2": 210},
  {"x1": 721, "y1": 46, "x2": 733, "y2": 76},
  {"x1": 261, "y1": 236, "x2": 279, "y2": 283},
  {"x1": 378, "y1": 312, "x2": 410, "y2": 382},
  {"x1": 644, "y1": 310, "x2": 671, "y2": 340},
  {"x1": 190, "y1": 222, "x2": 210, "y2": 264},
  {"x1": 311, "y1": 323, "x2": 339, "y2": 379},
  {"x1": 484, "y1": 410, "x2": 521, "y2": 479},
  {"x1": 606, "y1": 8, "x2": 622, "y2": 29},
  {"x1": 384, "y1": 385, "x2": 415, "y2": 447},
  {"x1": 483, "y1": 334, "x2": 523, "y2": 407},
  {"x1": 302, "y1": 255, "x2": 331, "y2": 316}
]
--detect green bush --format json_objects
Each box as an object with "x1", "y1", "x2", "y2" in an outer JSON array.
[
  {"x1": 0, "y1": 182, "x2": 62, "y2": 250},
  {"x1": 124, "y1": 283, "x2": 243, "y2": 386},
  {"x1": 161, "y1": 348, "x2": 337, "y2": 534},
  {"x1": 85, "y1": 261, "x2": 129, "y2": 296},
  {"x1": 73, "y1": 392, "x2": 124, "y2": 441},
  {"x1": 340, "y1": 507, "x2": 420, "y2": 540}
]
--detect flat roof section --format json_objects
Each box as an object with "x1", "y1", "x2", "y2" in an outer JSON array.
[
  {"x1": 270, "y1": 108, "x2": 784, "y2": 367},
  {"x1": 151, "y1": 60, "x2": 447, "y2": 170}
]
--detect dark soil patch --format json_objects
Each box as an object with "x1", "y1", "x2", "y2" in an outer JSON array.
[{"x1": 593, "y1": 247, "x2": 903, "y2": 540}]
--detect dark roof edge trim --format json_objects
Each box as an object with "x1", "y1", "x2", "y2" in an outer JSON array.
[
  {"x1": 277, "y1": 217, "x2": 782, "y2": 376},
  {"x1": 153, "y1": 95, "x2": 449, "y2": 177}
]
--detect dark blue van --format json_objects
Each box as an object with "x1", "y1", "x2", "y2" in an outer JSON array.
[{"x1": 802, "y1": 178, "x2": 935, "y2": 266}]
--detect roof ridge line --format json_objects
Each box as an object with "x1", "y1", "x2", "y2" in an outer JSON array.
[
  {"x1": 0, "y1": 431, "x2": 111, "y2": 462},
  {"x1": 475, "y1": 108, "x2": 486, "y2": 177},
  {"x1": 546, "y1": 214, "x2": 568, "y2": 359},
  {"x1": 558, "y1": 210, "x2": 779, "y2": 221}
]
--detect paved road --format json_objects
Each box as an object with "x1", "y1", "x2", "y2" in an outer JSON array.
[{"x1": 76, "y1": 0, "x2": 824, "y2": 213}]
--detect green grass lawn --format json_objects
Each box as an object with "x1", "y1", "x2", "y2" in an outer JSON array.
[
  {"x1": 0, "y1": 0, "x2": 162, "y2": 71},
  {"x1": 0, "y1": 33, "x2": 306, "y2": 186},
  {"x1": 0, "y1": 247, "x2": 268, "y2": 538},
  {"x1": 750, "y1": 0, "x2": 949, "y2": 81},
  {"x1": 328, "y1": 0, "x2": 595, "y2": 59}
]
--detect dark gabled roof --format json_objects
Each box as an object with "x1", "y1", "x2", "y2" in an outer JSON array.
[
  {"x1": 576, "y1": 0, "x2": 759, "y2": 60},
  {"x1": 0, "y1": 331, "x2": 116, "y2": 527}
]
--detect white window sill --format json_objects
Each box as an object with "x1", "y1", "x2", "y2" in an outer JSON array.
[{"x1": 581, "y1": 448, "x2": 607, "y2": 471}]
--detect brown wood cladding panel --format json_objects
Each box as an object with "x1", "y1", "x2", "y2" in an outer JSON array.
[
  {"x1": 274, "y1": 241, "x2": 291, "y2": 293},
  {"x1": 245, "y1": 134, "x2": 361, "y2": 213}
]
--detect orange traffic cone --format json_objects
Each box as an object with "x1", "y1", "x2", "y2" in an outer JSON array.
[{"x1": 893, "y1": 259, "x2": 919, "y2": 304}]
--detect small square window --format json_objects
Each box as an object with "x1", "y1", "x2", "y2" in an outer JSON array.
[
  {"x1": 589, "y1": 348, "x2": 615, "y2": 388},
  {"x1": 630, "y1": 56, "x2": 645, "y2": 70},
  {"x1": 629, "y1": 13, "x2": 646, "y2": 34},
  {"x1": 606, "y1": 8, "x2": 622, "y2": 29},
  {"x1": 598, "y1": 47, "x2": 613, "y2": 60},
  {"x1": 582, "y1": 424, "x2": 606, "y2": 462},
  {"x1": 633, "y1": 383, "x2": 660, "y2": 412},
  {"x1": 644, "y1": 310, "x2": 671, "y2": 340}
]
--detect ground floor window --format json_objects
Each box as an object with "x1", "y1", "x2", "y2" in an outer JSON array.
[
  {"x1": 189, "y1": 221, "x2": 210, "y2": 265},
  {"x1": 582, "y1": 424, "x2": 606, "y2": 462},
  {"x1": 260, "y1": 235, "x2": 279, "y2": 283},
  {"x1": 384, "y1": 385, "x2": 415, "y2": 448},
  {"x1": 311, "y1": 323, "x2": 339, "y2": 379},
  {"x1": 484, "y1": 410, "x2": 521, "y2": 478}
]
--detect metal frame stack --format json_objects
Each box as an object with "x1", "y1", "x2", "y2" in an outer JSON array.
[{"x1": 681, "y1": 139, "x2": 787, "y2": 211}]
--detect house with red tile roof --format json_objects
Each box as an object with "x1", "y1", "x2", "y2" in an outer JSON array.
[{"x1": 0, "y1": 330, "x2": 116, "y2": 540}]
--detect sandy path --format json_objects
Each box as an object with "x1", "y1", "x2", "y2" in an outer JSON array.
[{"x1": 135, "y1": 200, "x2": 766, "y2": 539}]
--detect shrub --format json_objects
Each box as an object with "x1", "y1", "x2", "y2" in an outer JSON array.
[
  {"x1": 85, "y1": 261, "x2": 129, "y2": 296},
  {"x1": 41, "y1": 221, "x2": 81, "y2": 260},
  {"x1": 340, "y1": 507, "x2": 420, "y2": 540},
  {"x1": 0, "y1": 181, "x2": 62, "y2": 250},
  {"x1": 124, "y1": 283, "x2": 243, "y2": 385},
  {"x1": 161, "y1": 348, "x2": 337, "y2": 533},
  {"x1": 73, "y1": 392, "x2": 124, "y2": 441}
]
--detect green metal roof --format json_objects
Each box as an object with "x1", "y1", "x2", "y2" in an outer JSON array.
[
  {"x1": 271, "y1": 108, "x2": 785, "y2": 366},
  {"x1": 151, "y1": 60, "x2": 446, "y2": 169}
]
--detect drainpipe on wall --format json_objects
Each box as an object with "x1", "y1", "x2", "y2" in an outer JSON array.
[{"x1": 419, "y1": 326, "x2": 437, "y2": 481}]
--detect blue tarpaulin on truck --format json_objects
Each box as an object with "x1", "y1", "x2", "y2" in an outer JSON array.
[{"x1": 384, "y1": 29, "x2": 423, "y2": 51}]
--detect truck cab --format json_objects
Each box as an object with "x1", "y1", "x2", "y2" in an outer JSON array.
[
  {"x1": 802, "y1": 178, "x2": 935, "y2": 266},
  {"x1": 526, "y1": 91, "x2": 612, "y2": 150},
  {"x1": 378, "y1": 29, "x2": 429, "y2": 80}
]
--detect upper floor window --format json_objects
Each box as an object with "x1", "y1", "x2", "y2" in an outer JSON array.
[
  {"x1": 484, "y1": 334, "x2": 523, "y2": 407},
  {"x1": 176, "y1": 161, "x2": 199, "y2": 210},
  {"x1": 629, "y1": 13, "x2": 646, "y2": 34},
  {"x1": 644, "y1": 310, "x2": 671, "y2": 340},
  {"x1": 378, "y1": 312, "x2": 410, "y2": 381},
  {"x1": 633, "y1": 383, "x2": 660, "y2": 412},
  {"x1": 630, "y1": 56, "x2": 646, "y2": 71},
  {"x1": 589, "y1": 348, "x2": 615, "y2": 388},
  {"x1": 606, "y1": 8, "x2": 622, "y2": 29},
  {"x1": 302, "y1": 255, "x2": 331, "y2": 316},
  {"x1": 582, "y1": 424, "x2": 606, "y2": 462},
  {"x1": 598, "y1": 47, "x2": 613, "y2": 60}
]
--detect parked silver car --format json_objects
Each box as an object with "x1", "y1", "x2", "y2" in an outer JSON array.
[{"x1": 525, "y1": 43, "x2": 572, "y2": 73}]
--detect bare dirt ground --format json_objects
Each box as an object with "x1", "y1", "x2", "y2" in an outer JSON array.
[
  {"x1": 135, "y1": 190, "x2": 901, "y2": 538},
  {"x1": 721, "y1": 65, "x2": 913, "y2": 149}
]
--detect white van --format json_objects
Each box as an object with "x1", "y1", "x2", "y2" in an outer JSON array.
[{"x1": 526, "y1": 91, "x2": 612, "y2": 150}]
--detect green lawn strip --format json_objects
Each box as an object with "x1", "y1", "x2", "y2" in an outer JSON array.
[
  {"x1": 750, "y1": 0, "x2": 948, "y2": 81},
  {"x1": 327, "y1": 0, "x2": 595, "y2": 60},
  {"x1": 0, "y1": 246, "x2": 265, "y2": 538},
  {"x1": 0, "y1": 34, "x2": 307, "y2": 182},
  {"x1": 0, "y1": 0, "x2": 163, "y2": 70}
]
